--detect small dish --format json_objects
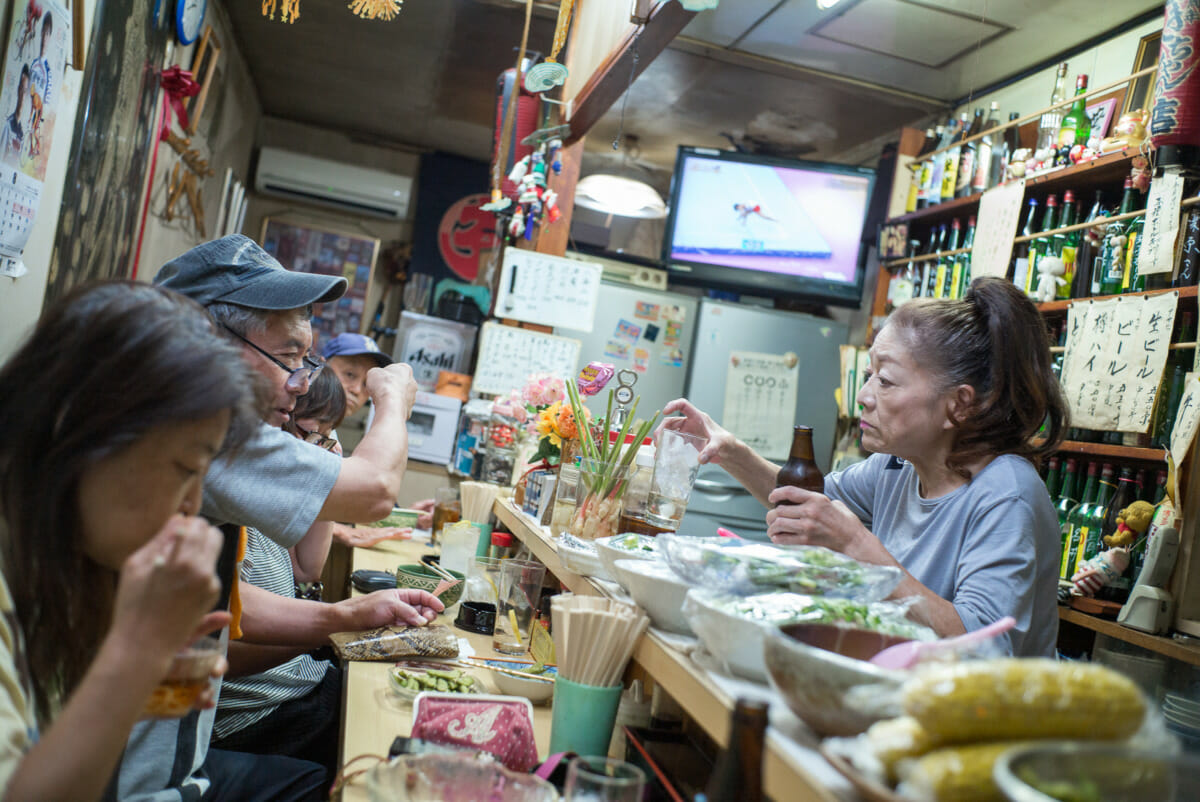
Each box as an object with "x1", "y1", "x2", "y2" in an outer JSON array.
[
  {"x1": 482, "y1": 658, "x2": 556, "y2": 704},
  {"x1": 388, "y1": 666, "x2": 481, "y2": 702},
  {"x1": 455, "y1": 600, "x2": 496, "y2": 635},
  {"x1": 595, "y1": 533, "x2": 659, "y2": 582}
]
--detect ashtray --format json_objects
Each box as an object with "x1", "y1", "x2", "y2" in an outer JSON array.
[{"x1": 455, "y1": 601, "x2": 496, "y2": 635}]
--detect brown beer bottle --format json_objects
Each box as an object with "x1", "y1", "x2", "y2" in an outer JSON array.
[
  {"x1": 698, "y1": 698, "x2": 767, "y2": 802},
  {"x1": 776, "y1": 426, "x2": 824, "y2": 495}
]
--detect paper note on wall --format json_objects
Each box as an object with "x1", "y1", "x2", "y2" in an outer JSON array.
[
  {"x1": 1062, "y1": 293, "x2": 1178, "y2": 432},
  {"x1": 722, "y1": 351, "x2": 801, "y2": 461},
  {"x1": 971, "y1": 179, "x2": 1026, "y2": 278},
  {"x1": 472, "y1": 321, "x2": 582, "y2": 396},
  {"x1": 493, "y1": 250, "x2": 603, "y2": 332},
  {"x1": 1138, "y1": 171, "x2": 1185, "y2": 276},
  {"x1": 1170, "y1": 373, "x2": 1200, "y2": 466}
]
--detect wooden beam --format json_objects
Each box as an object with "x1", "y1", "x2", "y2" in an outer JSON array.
[
  {"x1": 566, "y1": 1, "x2": 697, "y2": 144},
  {"x1": 535, "y1": 137, "x2": 584, "y2": 257}
]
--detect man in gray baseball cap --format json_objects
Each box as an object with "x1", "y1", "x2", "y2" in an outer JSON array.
[{"x1": 106, "y1": 236, "x2": 433, "y2": 802}]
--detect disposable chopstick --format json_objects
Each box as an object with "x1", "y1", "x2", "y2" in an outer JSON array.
[{"x1": 458, "y1": 658, "x2": 555, "y2": 683}]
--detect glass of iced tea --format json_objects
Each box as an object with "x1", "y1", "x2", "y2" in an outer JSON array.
[
  {"x1": 432, "y1": 486, "x2": 461, "y2": 545},
  {"x1": 142, "y1": 635, "x2": 221, "y2": 718}
]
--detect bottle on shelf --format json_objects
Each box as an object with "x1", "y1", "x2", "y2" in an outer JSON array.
[
  {"x1": 1057, "y1": 74, "x2": 1090, "y2": 162},
  {"x1": 776, "y1": 426, "x2": 825, "y2": 494},
  {"x1": 1012, "y1": 197, "x2": 1040, "y2": 292},
  {"x1": 972, "y1": 102, "x2": 1001, "y2": 194},
  {"x1": 698, "y1": 699, "x2": 768, "y2": 802},
  {"x1": 1094, "y1": 466, "x2": 1140, "y2": 602},
  {"x1": 1082, "y1": 190, "x2": 1110, "y2": 297},
  {"x1": 1037, "y1": 63, "x2": 1071, "y2": 154},
  {"x1": 1124, "y1": 185, "x2": 1150, "y2": 292},
  {"x1": 1045, "y1": 456, "x2": 1063, "y2": 498},
  {"x1": 935, "y1": 218, "x2": 962, "y2": 298},
  {"x1": 1099, "y1": 179, "x2": 1140, "y2": 296},
  {"x1": 1055, "y1": 458, "x2": 1082, "y2": 533},
  {"x1": 1153, "y1": 362, "x2": 1188, "y2": 448},
  {"x1": 923, "y1": 224, "x2": 947, "y2": 297},
  {"x1": 993, "y1": 111, "x2": 1022, "y2": 187},
  {"x1": 888, "y1": 239, "x2": 921, "y2": 312},
  {"x1": 1061, "y1": 462, "x2": 1102, "y2": 580},
  {"x1": 1028, "y1": 194, "x2": 1060, "y2": 297},
  {"x1": 1052, "y1": 190, "x2": 1079, "y2": 300},
  {"x1": 955, "y1": 108, "x2": 985, "y2": 199},
  {"x1": 907, "y1": 128, "x2": 940, "y2": 213},
  {"x1": 951, "y1": 216, "x2": 976, "y2": 299},
  {"x1": 1079, "y1": 463, "x2": 1120, "y2": 566},
  {"x1": 939, "y1": 113, "x2": 969, "y2": 203},
  {"x1": 924, "y1": 121, "x2": 954, "y2": 209},
  {"x1": 1174, "y1": 185, "x2": 1200, "y2": 287}
]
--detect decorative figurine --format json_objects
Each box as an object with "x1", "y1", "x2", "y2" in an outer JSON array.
[{"x1": 1101, "y1": 109, "x2": 1150, "y2": 152}]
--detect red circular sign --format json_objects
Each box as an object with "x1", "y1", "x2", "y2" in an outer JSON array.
[{"x1": 437, "y1": 193, "x2": 497, "y2": 281}]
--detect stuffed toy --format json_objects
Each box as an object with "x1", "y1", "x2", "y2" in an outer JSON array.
[{"x1": 1103, "y1": 499, "x2": 1155, "y2": 549}]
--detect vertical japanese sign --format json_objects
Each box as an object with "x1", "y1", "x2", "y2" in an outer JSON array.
[
  {"x1": 1061, "y1": 293, "x2": 1178, "y2": 432},
  {"x1": 971, "y1": 179, "x2": 1025, "y2": 278}
]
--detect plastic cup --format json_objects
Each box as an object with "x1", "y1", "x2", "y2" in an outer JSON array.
[
  {"x1": 563, "y1": 756, "x2": 646, "y2": 802},
  {"x1": 440, "y1": 520, "x2": 480, "y2": 576},
  {"x1": 548, "y1": 679, "x2": 625, "y2": 758},
  {"x1": 492, "y1": 559, "x2": 546, "y2": 655},
  {"x1": 142, "y1": 635, "x2": 221, "y2": 718},
  {"x1": 645, "y1": 430, "x2": 708, "y2": 531}
]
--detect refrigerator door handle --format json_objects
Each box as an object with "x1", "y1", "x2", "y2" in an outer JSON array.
[{"x1": 693, "y1": 478, "x2": 752, "y2": 496}]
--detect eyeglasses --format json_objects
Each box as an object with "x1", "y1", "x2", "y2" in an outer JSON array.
[
  {"x1": 222, "y1": 324, "x2": 324, "y2": 392},
  {"x1": 291, "y1": 421, "x2": 339, "y2": 452}
]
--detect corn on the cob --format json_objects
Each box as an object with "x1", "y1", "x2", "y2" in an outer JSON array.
[
  {"x1": 902, "y1": 658, "x2": 1145, "y2": 744},
  {"x1": 864, "y1": 716, "x2": 938, "y2": 783},
  {"x1": 895, "y1": 741, "x2": 1019, "y2": 802}
]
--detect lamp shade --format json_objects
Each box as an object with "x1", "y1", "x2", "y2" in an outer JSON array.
[{"x1": 574, "y1": 174, "x2": 668, "y2": 219}]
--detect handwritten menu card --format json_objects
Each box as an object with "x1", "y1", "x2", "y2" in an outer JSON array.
[
  {"x1": 472, "y1": 321, "x2": 581, "y2": 396},
  {"x1": 1061, "y1": 293, "x2": 1178, "y2": 432},
  {"x1": 1171, "y1": 373, "x2": 1200, "y2": 466},
  {"x1": 971, "y1": 179, "x2": 1026, "y2": 278},
  {"x1": 493, "y1": 250, "x2": 603, "y2": 332},
  {"x1": 1138, "y1": 170, "x2": 1185, "y2": 277},
  {"x1": 722, "y1": 351, "x2": 800, "y2": 461}
]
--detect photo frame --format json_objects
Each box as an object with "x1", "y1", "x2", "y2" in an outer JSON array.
[
  {"x1": 185, "y1": 25, "x2": 220, "y2": 135},
  {"x1": 259, "y1": 218, "x2": 381, "y2": 348},
  {"x1": 1085, "y1": 90, "x2": 1124, "y2": 142},
  {"x1": 1122, "y1": 31, "x2": 1162, "y2": 117}
]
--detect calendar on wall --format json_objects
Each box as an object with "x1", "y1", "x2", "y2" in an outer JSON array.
[
  {"x1": 473, "y1": 321, "x2": 581, "y2": 396},
  {"x1": 492, "y1": 249, "x2": 603, "y2": 332},
  {"x1": 722, "y1": 350, "x2": 800, "y2": 462}
]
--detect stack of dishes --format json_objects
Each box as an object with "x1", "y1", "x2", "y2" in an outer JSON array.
[{"x1": 1163, "y1": 691, "x2": 1200, "y2": 750}]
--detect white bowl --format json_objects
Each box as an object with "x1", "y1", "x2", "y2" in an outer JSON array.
[
  {"x1": 595, "y1": 534, "x2": 659, "y2": 587},
  {"x1": 556, "y1": 534, "x2": 611, "y2": 580},
  {"x1": 682, "y1": 590, "x2": 777, "y2": 682},
  {"x1": 482, "y1": 659, "x2": 556, "y2": 705},
  {"x1": 614, "y1": 558, "x2": 694, "y2": 636}
]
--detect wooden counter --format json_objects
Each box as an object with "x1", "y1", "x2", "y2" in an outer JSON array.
[
  {"x1": 493, "y1": 499, "x2": 856, "y2": 802},
  {"x1": 336, "y1": 536, "x2": 554, "y2": 801}
]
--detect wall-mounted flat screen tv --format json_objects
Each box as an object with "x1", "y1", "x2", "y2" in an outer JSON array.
[{"x1": 661, "y1": 147, "x2": 875, "y2": 307}]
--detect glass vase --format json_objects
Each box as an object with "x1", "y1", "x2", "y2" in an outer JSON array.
[{"x1": 567, "y1": 458, "x2": 629, "y2": 541}]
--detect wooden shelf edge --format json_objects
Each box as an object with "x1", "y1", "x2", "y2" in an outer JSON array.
[
  {"x1": 1036, "y1": 284, "x2": 1200, "y2": 313},
  {"x1": 1032, "y1": 438, "x2": 1167, "y2": 461},
  {"x1": 1058, "y1": 606, "x2": 1200, "y2": 667}
]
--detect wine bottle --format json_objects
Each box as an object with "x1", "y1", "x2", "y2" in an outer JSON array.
[
  {"x1": 956, "y1": 108, "x2": 985, "y2": 199},
  {"x1": 1053, "y1": 190, "x2": 1079, "y2": 299},
  {"x1": 1058, "y1": 74, "x2": 1091, "y2": 150},
  {"x1": 972, "y1": 102, "x2": 1001, "y2": 194},
  {"x1": 1037, "y1": 63, "x2": 1070, "y2": 153}
]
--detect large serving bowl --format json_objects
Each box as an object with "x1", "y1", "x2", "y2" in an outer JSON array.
[
  {"x1": 365, "y1": 753, "x2": 559, "y2": 801},
  {"x1": 595, "y1": 533, "x2": 659, "y2": 588},
  {"x1": 993, "y1": 742, "x2": 1200, "y2": 802},
  {"x1": 763, "y1": 623, "x2": 907, "y2": 736},
  {"x1": 395, "y1": 563, "x2": 465, "y2": 607},
  {"x1": 614, "y1": 558, "x2": 694, "y2": 635},
  {"x1": 683, "y1": 590, "x2": 777, "y2": 682}
]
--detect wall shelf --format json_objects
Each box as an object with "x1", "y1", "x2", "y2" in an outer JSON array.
[
  {"x1": 1058, "y1": 606, "x2": 1200, "y2": 668},
  {"x1": 1036, "y1": 284, "x2": 1199, "y2": 313},
  {"x1": 1034, "y1": 438, "x2": 1167, "y2": 462}
]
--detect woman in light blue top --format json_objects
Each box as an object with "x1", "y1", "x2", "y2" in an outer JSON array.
[{"x1": 663, "y1": 278, "x2": 1068, "y2": 656}]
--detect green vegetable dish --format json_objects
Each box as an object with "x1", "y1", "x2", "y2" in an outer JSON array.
[
  {"x1": 711, "y1": 593, "x2": 935, "y2": 641},
  {"x1": 388, "y1": 667, "x2": 479, "y2": 697}
]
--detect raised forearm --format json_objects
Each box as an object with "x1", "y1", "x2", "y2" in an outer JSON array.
[
  {"x1": 319, "y1": 397, "x2": 409, "y2": 523},
  {"x1": 717, "y1": 438, "x2": 782, "y2": 508},
  {"x1": 290, "y1": 520, "x2": 334, "y2": 584},
  {"x1": 236, "y1": 581, "x2": 348, "y2": 648}
]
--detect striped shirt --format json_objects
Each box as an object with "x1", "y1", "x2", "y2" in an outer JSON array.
[{"x1": 213, "y1": 528, "x2": 329, "y2": 740}]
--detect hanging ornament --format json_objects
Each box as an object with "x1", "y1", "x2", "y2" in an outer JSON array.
[
  {"x1": 348, "y1": 0, "x2": 403, "y2": 20},
  {"x1": 261, "y1": 0, "x2": 301, "y2": 23},
  {"x1": 524, "y1": 0, "x2": 575, "y2": 93}
]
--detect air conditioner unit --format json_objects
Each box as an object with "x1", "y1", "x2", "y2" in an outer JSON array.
[{"x1": 254, "y1": 147, "x2": 413, "y2": 220}]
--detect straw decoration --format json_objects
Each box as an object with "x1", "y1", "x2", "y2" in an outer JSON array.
[{"x1": 551, "y1": 594, "x2": 649, "y2": 687}]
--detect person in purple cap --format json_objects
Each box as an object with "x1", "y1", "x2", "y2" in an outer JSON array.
[
  {"x1": 320, "y1": 332, "x2": 391, "y2": 419},
  {"x1": 102, "y1": 236, "x2": 440, "y2": 802}
]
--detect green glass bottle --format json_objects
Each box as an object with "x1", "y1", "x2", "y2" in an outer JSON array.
[
  {"x1": 1053, "y1": 191, "x2": 1079, "y2": 299},
  {"x1": 1058, "y1": 74, "x2": 1091, "y2": 148},
  {"x1": 1079, "y1": 464, "x2": 1119, "y2": 565},
  {"x1": 951, "y1": 216, "x2": 976, "y2": 299},
  {"x1": 1153, "y1": 363, "x2": 1187, "y2": 448},
  {"x1": 1061, "y1": 462, "x2": 1101, "y2": 580},
  {"x1": 1099, "y1": 180, "x2": 1139, "y2": 296},
  {"x1": 1028, "y1": 195, "x2": 1060, "y2": 298},
  {"x1": 935, "y1": 218, "x2": 962, "y2": 298},
  {"x1": 1055, "y1": 458, "x2": 1081, "y2": 530},
  {"x1": 1014, "y1": 198, "x2": 1040, "y2": 292},
  {"x1": 1044, "y1": 456, "x2": 1063, "y2": 499}
]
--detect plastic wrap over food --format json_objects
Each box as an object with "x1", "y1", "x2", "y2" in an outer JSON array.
[
  {"x1": 686, "y1": 590, "x2": 936, "y2": 640},
  {"x1": 329, "y1": 624, "x2": 459, "y2": 661},
  {"x1": 659, "y1": 534, "x2": 902, "y2": 601}
]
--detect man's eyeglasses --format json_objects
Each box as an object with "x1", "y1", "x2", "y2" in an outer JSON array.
[
  {"x1": 222, "y1": 324, "x2": 324, "y2": 392},
  {"x1": 291, "y1": 422, "x2": 339, "y2": 452}
]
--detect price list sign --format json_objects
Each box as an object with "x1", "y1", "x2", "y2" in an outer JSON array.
[
  {"x1": 472, "y1": 321, "x2": 581, "y2": 396},
  {"x1": 1061, "y1": 293, "x2": 1178, "y2": 432},
  {"x1": 722, "y1": 351, "x2": 800, "y2": 461}
]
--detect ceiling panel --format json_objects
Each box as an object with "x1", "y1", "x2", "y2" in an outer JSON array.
[
  {"x1": 678, "y1": 0, "x2": 784, "y2": 48},
  {"x1": 813, "y1": 0, "x2": 1008, "y2": 68}
]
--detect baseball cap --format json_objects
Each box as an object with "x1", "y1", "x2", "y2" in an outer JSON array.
[
  {"x1": 321, "y1": 333, "x2": 392, "y2": 367},
  {"x1": 153, "y1": 234, "x2": 346, "y2": 310}
]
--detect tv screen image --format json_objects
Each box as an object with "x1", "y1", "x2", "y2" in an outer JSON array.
[{"x1": 662, "y1": 148, "x2": 875, "y2": 306}]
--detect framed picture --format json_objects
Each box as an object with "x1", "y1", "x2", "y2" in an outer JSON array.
[
  {"x1": 1085, "y1": 90, "x2": 1124, "y2": 142},
  {"x1": 259, "y1": 218, "x2": 381, "y2": 349},
  {"x1": 1122, "y1": 31, "x2": 1162, "y2": 117}
]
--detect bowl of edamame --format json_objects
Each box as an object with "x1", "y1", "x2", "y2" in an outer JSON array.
[{"x1": 388, "y1": 666, "x2": 481, "y2": 702}]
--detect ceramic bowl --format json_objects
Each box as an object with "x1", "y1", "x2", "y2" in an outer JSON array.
[
  {"x1": 595, "y1": 533, "x2": 659, "y2": 587},
  {"x1": 682, "y1": 589, "x2": 776, "y2": 682},
  {"x1": 483, "y1": 659, "x2": 557, "y2": 705},
  {"x1": 395, "y1": 563, "x2": 466, "y2": 607},
  {"x1": 614, "y1": 558, "x2": 694, "y2": 636},
  {"x1": 993, "y1": 742, "x2": 1200, "y2": 802},
  {"x1": 763, "y1": 623, "x2": 906, "y2": 736}
]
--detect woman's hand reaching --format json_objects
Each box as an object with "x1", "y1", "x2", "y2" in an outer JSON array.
[{"x1": 659, "y1": 399, "x2": 737, "y2": 465}]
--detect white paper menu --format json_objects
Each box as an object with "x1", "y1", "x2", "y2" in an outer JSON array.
[
  {"x1": 1137, "y1": 170, "x2": 1185, "y2": 277},
  {"x1": 493, "y1": 249, "x2": 603, "y2": 332},
  {"x1": 971, "y1": 179, "x2": 1026, "y2": 279},
  {"x1": 722, "y1": 351, "x2": 800, "y2": 461},
  {"x1": 472, "y1": 321, "x2": 582, "y2": 396},
  {"x1": 1061, "y1": 292, "x2": 1178, "y2": 432}
]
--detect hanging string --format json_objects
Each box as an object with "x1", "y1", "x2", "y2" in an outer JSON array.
[{"x1": 613, "y1": 31, "x2": 641, "y2": 151}]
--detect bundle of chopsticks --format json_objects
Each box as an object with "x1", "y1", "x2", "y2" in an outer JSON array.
[
  {"x1": 551, "y1": 595, "x2": 649, "y2": 688},
  {"x1": 460, "y1": 481, "x2": 500, "y2": 525}
]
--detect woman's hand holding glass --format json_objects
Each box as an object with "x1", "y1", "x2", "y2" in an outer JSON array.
[
  {"x1": 765, "y1": 486, "x2": 897, "y2": 568},
  {"x1": 660, "y1": 399, "x2": 738, "y2": 465}
]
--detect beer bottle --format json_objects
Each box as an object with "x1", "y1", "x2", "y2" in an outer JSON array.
[
  {"x1": 776, "y1": 426, "x2": 825, "y2": 495},
  {"x1": 698, "y1": 699, "x2": 767, "y2": 802}
]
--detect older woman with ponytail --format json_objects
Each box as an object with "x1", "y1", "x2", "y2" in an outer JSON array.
[{"x1": 662, "y1": 278, "x2": 1067, "y2": 656}]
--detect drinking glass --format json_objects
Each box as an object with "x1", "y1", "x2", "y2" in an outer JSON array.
[
  {"x1": 142, "y1": 635, "x2": 221, "y2": 718},
  {"x1": 439, "y1": 520, "x2": 480, "y2": 576},
  {"x1": 563, "y1": 756, "x2": 645, "y2": 802},
  {"x1": 492, "y1": 559, "x2": 547, "y2": 655},
  {"x1": 464, "y1": 556, "x2": 503, "y2": 606},
  {"x1": 645, "y1": 429, "x2": 708, "y2": 530},
  {"x1": 432, "y1": 486, "x2": 461, "y2": 545}
]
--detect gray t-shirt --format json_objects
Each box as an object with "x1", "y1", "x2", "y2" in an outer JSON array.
[
  {"x1": 104, "y1": 424, "x2": 341, "y2": 801},
  {"x1": 824, "y1": 452, "x2": 1060, "y2": 657}
]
